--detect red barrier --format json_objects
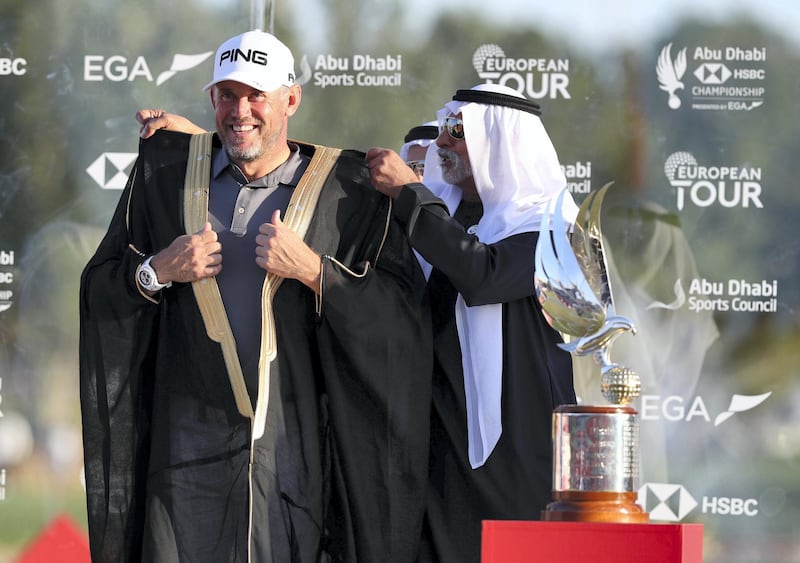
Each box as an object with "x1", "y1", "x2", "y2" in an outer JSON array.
[{"x1": 15, "y1": 514, "x2": 90, "y2": 563}]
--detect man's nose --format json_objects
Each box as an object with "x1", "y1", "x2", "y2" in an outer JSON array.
[
  {"x1": 435, "y1": 128, "x2": 450, "y2": 147},
  {"x1": 232, "y1": 97, "x2": 252, "y2": 118}
]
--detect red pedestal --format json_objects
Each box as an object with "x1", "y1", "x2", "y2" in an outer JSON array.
[
  {"x1": 482, "y1": 520, "x2": 703, "y2": 563},
  {"x1": 15, "y1": 514, "x2": 90, "y2": 563}
]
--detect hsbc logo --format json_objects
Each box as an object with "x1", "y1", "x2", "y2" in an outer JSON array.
[
  {"x1": 639, "y1": 483, "x2": 759, "y2": 520},
  {"x1": 84, "y1": 52, "x2": 212, "y2": 85},
  {"x1": 638, "y1": 483, "x2": 698, "y2": 521},
  {"x1": 86, "y1": 153, "x2": 137, "y2": 190},
  {"x1": 694, "y1": 63, "x2": 731, "y2": 85},
  {"x1": 0, "y1": 58, "x2": 27, "y2": 76}
]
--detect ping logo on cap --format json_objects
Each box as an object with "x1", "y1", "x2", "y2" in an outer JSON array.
[{"x1": 219, "y1": 48, "x2": 269, "y2": 67}]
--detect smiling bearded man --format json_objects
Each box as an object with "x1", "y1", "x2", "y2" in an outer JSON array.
[{"x1": 80, "y1": 30, "x2": 432, "y2": 563}]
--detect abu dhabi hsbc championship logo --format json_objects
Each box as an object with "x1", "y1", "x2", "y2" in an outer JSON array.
[
  {"x1": 472, "y1": 44, "x2": 571, "y2": 99},
  {"x1": 656, "y1": 42, "x2": 766, "y2": 111}
]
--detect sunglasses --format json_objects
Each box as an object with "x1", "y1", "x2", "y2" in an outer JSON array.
[
  {"x1": 439, "y1": 116, "x2": 465, "y2": 140},
  {"x1": 406, "y1": 160, "x2": 425, "y2": 175}
]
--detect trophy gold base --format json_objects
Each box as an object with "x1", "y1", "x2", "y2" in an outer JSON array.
[{"x1": 543, "y1": 491, "x2": 649, "y2": 523}]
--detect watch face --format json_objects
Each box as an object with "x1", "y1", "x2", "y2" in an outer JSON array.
[{"x1": 138, "y1": 266, "x2": 155, "y2": 288}]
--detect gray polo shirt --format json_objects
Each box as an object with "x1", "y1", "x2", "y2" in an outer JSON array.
[{"x1": 208, "y1": 143, "x2": 311, "y2": 397}]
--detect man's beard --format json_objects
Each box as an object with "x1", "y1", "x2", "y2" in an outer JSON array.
[
  {"x1": 225, "y1": 138, "x2": 262, "y2": 162},
  {"x1": 219, "y1": 120, "x2": 281, "y2": 164},
  {"x1": 221, "y1": 125, "x2": 265, "y2": 163},
  {"x1": 438, "y1": 148, "x2": 473, "y2": 185}
]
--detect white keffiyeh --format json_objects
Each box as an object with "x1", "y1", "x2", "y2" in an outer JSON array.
[{"x1": 399, "y1": 120, "x2": 438, "y2": 162}]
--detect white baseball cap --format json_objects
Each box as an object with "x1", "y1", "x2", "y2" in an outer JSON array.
[{"x1": 203, "y1": 30, "x2": 296, "y2": 92}]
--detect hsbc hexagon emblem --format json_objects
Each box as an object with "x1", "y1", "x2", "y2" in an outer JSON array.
[{"x1": 638, "y1": 483, "x2": 699, "y2": 522}]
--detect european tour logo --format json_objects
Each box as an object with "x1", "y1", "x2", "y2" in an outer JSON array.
[
  {"x1": 472, "y1": 44, "x2": 571, "y2": 100},
  {"x1": 663, "y1": 152, "x2": 763, "y2": 211}
]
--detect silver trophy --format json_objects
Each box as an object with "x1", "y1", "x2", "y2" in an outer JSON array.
[{"x1": 534, "y1": 183, "x2": 648, "y2": 523}]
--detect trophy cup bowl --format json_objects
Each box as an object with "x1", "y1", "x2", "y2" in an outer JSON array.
[{"x1": 534, "y1": 184, "x2": 648, "y2": 523}]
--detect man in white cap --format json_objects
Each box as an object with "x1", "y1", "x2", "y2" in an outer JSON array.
[
  {"x1": 367, "y1": 83, "x2": 579, "y2": 563},
  {"x1": 81, "y1": 30, "x2": 432, "y2": 563}
]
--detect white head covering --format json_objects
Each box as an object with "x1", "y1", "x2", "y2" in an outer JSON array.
[
  {"x1": 423, "y1": 83, "x2": 579, "y2": 468},
  {"x1": 399, "y1": 121, "x2": 438, "y2": 162}
]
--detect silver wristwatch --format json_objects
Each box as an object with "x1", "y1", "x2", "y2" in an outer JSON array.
[{"x1": 137, "y1": 256, "x2": 171, "y2": 292}]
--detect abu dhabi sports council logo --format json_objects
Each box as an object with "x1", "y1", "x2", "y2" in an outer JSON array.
[
  {"x1": 472, "y1": 44, "x2": 571, "y2": 99},
  {"x1": 561, "y1": 161, "x2": 592, "y2": 195},
  {"x1": 301, "y1": 53, "x2": 402, "y2": 88},
  {"x1": 84, "y1": 52, "x2": 213, "y2": 84},
  {"x1": 685, "y1": 277, "x2": 779, "y2": 314},
  {"x1": 657, "y1": 43, "x2": 687, "y2": 109},
  {"x1": 656, "y1": 43, "x2": 766, "y2": 111},
  {"x1": 651, "y1": 277, "x2": 780, "y2": 315},
  {"x1": 663, "y1": 151, "x2": 763, "y2": 211},
  {"x1": 86, "y1": 153, "x2": 137, "y2": 190}
]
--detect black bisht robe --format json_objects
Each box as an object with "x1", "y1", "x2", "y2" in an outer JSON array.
[{"x1": 79, "y1": 131, "x2": 432, "y2": 562}]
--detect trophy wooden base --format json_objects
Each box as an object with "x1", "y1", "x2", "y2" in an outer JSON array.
[{"x1": 543, "y1": 491, "x2": 649, "y2": 523}]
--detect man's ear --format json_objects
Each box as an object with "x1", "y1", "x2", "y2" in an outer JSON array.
[{"x1": 286, "y1": 84, "x2": 302, "y2": 117}]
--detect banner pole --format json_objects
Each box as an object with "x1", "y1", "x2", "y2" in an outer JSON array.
[{"x1": 250, "y1": 0, "x2": 275, "y2": 33}]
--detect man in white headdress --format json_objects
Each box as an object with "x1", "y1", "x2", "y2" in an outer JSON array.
[
  {"x1": 367, "y1": 83, "x2": 579, "y2": 563},
  {"x1": 399, "y1": 121, "x2": 438, "y2": 180}
]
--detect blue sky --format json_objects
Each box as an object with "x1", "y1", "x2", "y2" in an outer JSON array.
[
  {"x1": 400, "y1": 0, "x2": 800, "y2": 51},
  {"x1": 205, "y1": 0, "x2": 800, "y2": 52}
]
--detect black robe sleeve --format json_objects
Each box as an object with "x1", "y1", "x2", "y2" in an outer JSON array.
[
  {"x1": 305, "y1": 152, "x2": 434, "y2": 563},
  {"x1": 79, "y1": 132, "x2": 200, "y2": 563},
  {"x1": 393, "y1": 182, "x2": 540, "y2": 305},
  {"x1": 79, "y1": 152, "x2": 157, "y2": 563}
]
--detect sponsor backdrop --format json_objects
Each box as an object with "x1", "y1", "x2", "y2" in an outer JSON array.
[{"x1": 1, "y1": 0, "x2": 798, "y2": 561}]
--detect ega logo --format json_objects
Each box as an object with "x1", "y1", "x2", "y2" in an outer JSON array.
[{"x1": 84, "y1": 52, "x2": 212, "y2": 85}]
